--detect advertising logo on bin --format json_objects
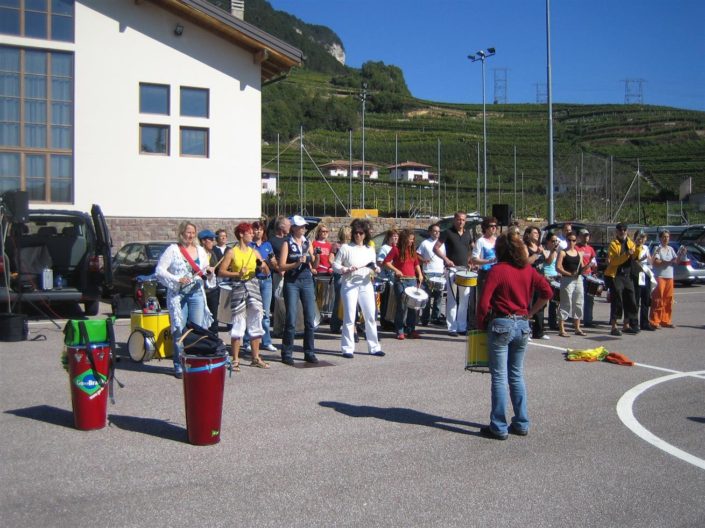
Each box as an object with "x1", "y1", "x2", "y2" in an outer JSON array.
[{"x1": 73, "y1": 370, "x2": 107, "y2": 397}]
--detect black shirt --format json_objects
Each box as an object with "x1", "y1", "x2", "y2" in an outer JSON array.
[
  {"x1": 270, "y1": 235, "x2": 287, "y2": 270},
  {"x1": 440, "y1": 227, "x2": 474, "y2": 266}
]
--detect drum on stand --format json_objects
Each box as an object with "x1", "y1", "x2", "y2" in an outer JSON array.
[
  {"x1": 427, "y1": 276, "x2": 446, "y2": 293},
  {"x1": 217, "y1": 284, "x2": 232, "y2": 323},
  {"x1": 129, "y1": 310, "x2": 172, "y2": 361},
  {"x1": 315, "y1": 274, "x2": 335, "y2": 319},
  {"x1": 454, "y1": 270, "x2": 478, "y2": 288}
]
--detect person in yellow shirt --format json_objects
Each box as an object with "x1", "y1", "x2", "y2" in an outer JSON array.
[
  {"x1": 219, "y1": 223, "x2": 270, "y2": 371},
  {"x1": 604, "y1": 222, "x2": 639, "y2": 336}
]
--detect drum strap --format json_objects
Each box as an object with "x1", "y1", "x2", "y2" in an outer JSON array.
[{"x1": 78, "y1": 320, "x2": 124, "y2": 405}]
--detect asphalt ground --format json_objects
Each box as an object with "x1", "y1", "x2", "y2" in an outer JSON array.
[{"x1": 1, "y1": 287, "x2": 704, "y2": 527}]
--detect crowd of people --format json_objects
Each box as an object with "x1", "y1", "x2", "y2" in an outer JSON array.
[{"x1": 153, "y1": 214, "x2": 686, "y2": 437}]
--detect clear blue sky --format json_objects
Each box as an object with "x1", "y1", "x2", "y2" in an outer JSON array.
[{"x1": 268, "y1": 0, "x2": 705, "y2": 111}]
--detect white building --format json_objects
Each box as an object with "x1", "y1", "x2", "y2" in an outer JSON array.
[
  {"x1": 320, "y1": 160, "x2": 379, "y2": 180},
  {"x1": 261, "y1": 168, "x2": 278, "y2": 194},
  {"x1": 388, "y1": 161, "x2": 436, "y2": 184},
  {"x1": 0, "y1": 0, "x2": 302, "y2": 222}
]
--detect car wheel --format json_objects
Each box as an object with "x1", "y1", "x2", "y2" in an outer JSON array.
[{"x1": 84, "y1": 300, "x2": 100, "y2": 316}]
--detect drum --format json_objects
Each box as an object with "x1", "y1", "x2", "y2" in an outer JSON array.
[
  {"x1": 550, "y1": 280, "x2": 561, "y2": 303},
  {"x1": 315, "y1": 274, "x2": 335, "y2": 317},
  {"x1": 454, "y1": 270, "x2": 478, "y2": 287},
  {"x1": 129, "y1": 310, "x2": 172, "y2": 359},
  {"x1": 217, "y1": 284, "x2": 232, "y2": 323},
  {"x1": 427, "y1": 276, "x2": 446, "y2": 293},
  {"x1": 466, "y1": 330, "x2": 489, "y2": 370},
  {"x1": 127, "y1": 328, "x2": 157, "y2": 362},
  {"x1": 402, "y1": 286, "x2": 429, "y2": 311},
  {"x1": 585, "y1": 276, "x2": 605, "y2": 297}
]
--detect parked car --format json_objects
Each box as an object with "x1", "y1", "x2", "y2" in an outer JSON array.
[
  {"x1": 1, "y1": 205, "x2": 112, "y2": 315},
  {"x1": 371, "y1": 228, "x2": 430, "y2": 251},
  {"x1": 648, "y1": 241, "x2": 705, "y2": 286},
  {"x1": 109, "y1": 242, "x2": 170, "y2": 302},
  {"x1": 677, "y1": 224, "x2": 705, "y2": 246},
  {"x1": 589, "y1": 242, "x2": 609, "y2": 277}
]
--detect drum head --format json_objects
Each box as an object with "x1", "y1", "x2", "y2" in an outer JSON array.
[{"x1": 127, "y1": 329, "x2": 156, "y2": 362}]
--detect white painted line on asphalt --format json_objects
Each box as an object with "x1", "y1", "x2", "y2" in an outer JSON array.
[
  {"x1": 529, "y1": 342, "x2": 567, "y2": 352},
  {"x1": 616, "y1": 370, "x2": 705, "y2": 471}
]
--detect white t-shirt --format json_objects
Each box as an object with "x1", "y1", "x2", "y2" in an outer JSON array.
[
  {"x1": 417, "y1": 237, "x2": 444, "y2": 274},
  {"x1": 472, "y1": 236, "x2": 497, "y2": 271},
  {"x1": 652, "y1": 244, "x2": 678, "y2": 280}
]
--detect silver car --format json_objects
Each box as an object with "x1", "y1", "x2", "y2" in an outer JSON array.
[{"x1": 648, "y1": 241, "x2": 705, "y2": 286}]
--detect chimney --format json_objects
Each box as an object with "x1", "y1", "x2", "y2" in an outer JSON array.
[{"x1": 230, "y1": 0, "x2": 244, "y2": 20}]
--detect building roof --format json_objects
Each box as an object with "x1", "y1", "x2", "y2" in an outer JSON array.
[
  {"x1": 387, "y1": 161, "x2": 433, "y2": 170},
  {"x1": 146, "y1": 0, "x2": 303, "y2": 83},
  {"x1": 321, "y1": 160, "x2": 381, "y2": 169}
]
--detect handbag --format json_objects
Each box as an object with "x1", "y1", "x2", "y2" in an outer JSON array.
[{"x1": 179, "y1": 322, "x2": 226, "y2": 357}]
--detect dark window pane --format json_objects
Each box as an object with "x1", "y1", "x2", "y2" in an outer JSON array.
[
  {"x1": 52, "y1": 0, "x2": 73, "y2": 15},
  {"x1": 25, "y1": 51, "x2": 47, "y2": 74},
  {"x1": 0, "y1": 96, "x2": 19, "y2": 120},
  {"x1": 51, "y1": 52, "x2": 71, "y2": 76},
  {"x1": 52, "y1": 77, "x2": 71, "y2": 100},
  {"x1": 0, "y1": 72, "x2": 20, "y2": 96},
  {"x1": 180, "y1": 87, "x2": 208, "y2": 117},
  {"x1": 0, "y1": 8, "x2": 20, "y2": 35},
  {"x1": 26, "y1": 154, "x2": 45, "y2": 177},
  {"x1": 0, "y1": 151, "x2": 19, "y2": 175},
  {"x1": 0, "y1": 1, "x2": 21, "y2": 7},
  {"x1": 181, "y1": 127, "x2": 208, "y2": 156},
  {"x1": 26, "y1": 177, "x2": 46, "y2": 200},
  {"x1": 0, "y1": 47, "x2": 20, "y2": 71},
  {"x1": 51, "y1": 153, "x2": 71, "y2": 177},
  {"x1": 51, "y1": 14, "x2": 73, "y2": 41},
  {"x1": 25, "y1": 123, "x2": 47, "y2": 147},
  {"x1": 24, "y1": 75, "x2": 46, "y2": 98},
  {"x1": 140, "y1": 124, "x2": 169, "y2": 154},
  {"x1": 24, "y1": 99, "x2": 46, "y2": 122},
  {"x1": 51, "y1": 125, "x2": 70, "y2": 148},
  {"x1": 25, "y1": 11, "x2": 48, "y2": 39},
  {"x1": 139, "y1": 84, "x2": 169, "y2": 115},
  {"x1": 0, "y1": 123, "x2": 19, "y2": 145},
  {"x1": 27, "y1": 0, "x2": 47, "y2": 10},
  {"x1": 50, "y1": 178, "x2": 71, "y2": 201}
]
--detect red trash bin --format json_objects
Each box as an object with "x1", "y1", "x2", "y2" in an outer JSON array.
[
  {"x1": 66, "y1": 344, "x2": 111, "y2": 430},
  {"x1": 181, "y1": 353, "x2": 227, "y2": 445}
]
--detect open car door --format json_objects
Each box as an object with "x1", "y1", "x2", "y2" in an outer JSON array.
[{"x1": 91, "y1": 204, "x2": 113, "y2": 289}]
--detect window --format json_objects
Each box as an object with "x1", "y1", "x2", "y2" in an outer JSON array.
[
  {"x1": 180, "y1": 127, "x2": 208, "y2": 157},
  {"x1": 0, "y1": 45, "x2": 73, "y2": 202},
  {"x1": 139, "y1": 83, "x2": 169, "y2": 115},
  {"x1": 0, "y1": 0, "x2": 74, "y2": 42},
  {"x1": 180, "y1": 87, "x2": 208, "y2": 117},
  {"x1": 140, "y1": 124, "x2": 169, "y2": 155}
]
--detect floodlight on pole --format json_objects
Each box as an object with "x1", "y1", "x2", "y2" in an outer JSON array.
[{"x1": 468, "y1": 47, "x2": 495, "y2": 216}]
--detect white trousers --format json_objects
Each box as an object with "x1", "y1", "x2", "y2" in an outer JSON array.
[
  {"x1": 341, "y1": 280, "x2": 381, "y2": 355},
  {"x1": 230, "y1": 304, "x2": 264, "y2": 340},
  {"x1": 559, "y1": 276, "x2": 584, "y2": 321},
  {"x1": 446, "y1": 270, "x2": 472, "y2": 332}
]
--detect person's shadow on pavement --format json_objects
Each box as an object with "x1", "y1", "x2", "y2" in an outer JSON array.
[{"x1": 319, "y1": 401, "x2": 482, "y2": 436}]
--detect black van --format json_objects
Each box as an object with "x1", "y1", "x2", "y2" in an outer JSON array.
[{"x1": 0, "y1": 205, "x2": 113, "y2": 315}]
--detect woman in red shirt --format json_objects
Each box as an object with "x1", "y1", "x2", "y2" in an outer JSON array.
[
  {"x1": 384, "y1": 229, "x2": 424, "y2": 340},
  {"x1": 476, "y1": 227, "x2": 552, "y2": 440}
]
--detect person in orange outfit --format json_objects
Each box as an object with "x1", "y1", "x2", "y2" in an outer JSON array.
[{"x1": 649, "y1": 230, "x2": 685, "y2": 328}]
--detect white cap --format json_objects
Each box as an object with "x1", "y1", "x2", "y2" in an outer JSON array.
[{"x1": 290, "y1": 215, "x2": 308, "y2": 227}]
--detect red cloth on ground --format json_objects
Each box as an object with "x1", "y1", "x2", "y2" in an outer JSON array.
[{"x1": 477, "y1": 262, "x2": 552, "y2": 330}]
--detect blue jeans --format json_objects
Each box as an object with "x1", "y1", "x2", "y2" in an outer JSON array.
[
  {"x1": 282, "y1": 274, "x2": 316, "y2": 357},
  {"x1": 170, "y1": 288, "x2": 207, "y2": 369},
  {"x1": 582, "y1": 276, "x2": 594, "y2": 325},
  {"x1": 487, "y1": 316, "x2": 531, "y2": 435},
  {"x1": 243, "y1": 276, "x2": 273, "y2": 348},
  {"x1": 394, "y1": 278, "x2": 418, "y2": 335}
]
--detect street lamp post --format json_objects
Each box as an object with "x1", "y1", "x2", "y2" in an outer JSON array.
[
  {"x1": 468, "y1": 48, "x2": 495, "y2": 216},
  {"x1": 360, "y1": 83, "x2": 367, "y2": 210}
]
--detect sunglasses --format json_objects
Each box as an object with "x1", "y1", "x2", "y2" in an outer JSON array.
[
  {"x1": 353, "y1": 231, "x2": 365, "y2": 235},
  {"x1": 568, "y1": 238, "x2": 577, "y2": 242},
  {"x1": 617, "y1": 228, "x2": 627, "y2": 232},
  {"x1": 489, "y1": 224, "x2": 497, "y2": 228}
]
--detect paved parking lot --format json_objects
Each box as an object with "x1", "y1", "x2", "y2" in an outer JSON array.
[{"x1": 1, "y1": 287, "x2": 704, "y2": 527}]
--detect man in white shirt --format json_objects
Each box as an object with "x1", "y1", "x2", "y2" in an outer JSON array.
[{"x1": 417, "y1": 224, "x2": 445, "y2": 325}]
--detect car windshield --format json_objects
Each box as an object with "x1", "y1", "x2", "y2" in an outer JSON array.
[{"x1": 147, "y1": 244, "x2": 169, "y2": 260}]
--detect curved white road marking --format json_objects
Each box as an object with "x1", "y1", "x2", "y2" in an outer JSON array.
[{"x1": 616, "y1": 370, "x2": 705, "y2": 471}]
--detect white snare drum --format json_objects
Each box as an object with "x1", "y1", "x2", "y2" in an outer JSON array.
[
  {"x1": 585, "y1": 276, "x2": 605, "y2": 296},
  {"x1": 128, "y1": 328, "x2": 157, "y2": 362},
  {"x1": 217, "y1": 284, "x2": 233, "y2": 323},
  {"x1": 454, "y1": 270, "x2": 478, "y2": 288},
  {"x1": 427, "y1": 276, "x2": 447, "y2": 293},
  {"x1": 402, "y1": 286, "x2": 429, "y2": 311}
]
